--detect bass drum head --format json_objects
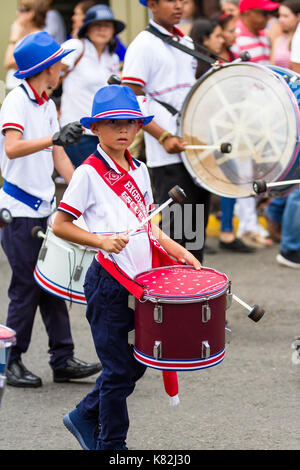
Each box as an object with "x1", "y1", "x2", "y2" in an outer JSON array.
[{"x1": 179, "y1": 63, "x2": 299, "y2": 198}]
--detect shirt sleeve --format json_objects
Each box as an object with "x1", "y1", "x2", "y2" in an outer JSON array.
[
  {"x1": 58, "y1": 165, "x2": 92, "y2": 219},
  {"x1": 0, "y1": 89, "x2": 26, "y2": 135},
  {"x1": 122, "y1": 33, "x2": 151, "y2": 88},
  {"x1": 290, "y1": 27, "x2": 300, "y2": 63},
  {"x1": 61, "y1": 38, "x2": 84, "y2": 70}
]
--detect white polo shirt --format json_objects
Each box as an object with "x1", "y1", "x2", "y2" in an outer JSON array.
[
  {"x1": 122, "y1": 20, "x2": 197, "y2": 168},
  {"x1": 290, "y1": 23, "x2": 300, "y2": 64},
  {"x1": 0, "y1": 80, "x2": 59, "y2": 218},
  {"x1": 58, "y1": 145, "x2": 153, "y2": 278},
  {"x1": 60, "y1": 38, "x2": 120, "y2": 136}
]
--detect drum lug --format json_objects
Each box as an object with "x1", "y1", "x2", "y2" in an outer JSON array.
[
  {"x1": 226, "y1": 282, "x2": 232, "y2": 309},
  {"x1": 225, "y1": 327, "x2": 232, "y2": 344},
  {"x1": 202, "y1": 303, "x2": 211, "y2": 323},
  {"x1": 154, "y1": 304, "x2": 163, "y2": 324},
  {"x1": 201, "y1": 341, "x2": 210, "y2": 359},
  {"x1": 153, "y1": 341, "x2": 162, "y2": 359},
  {"x1": 38, "y1": 246, "x2": 48, "y2": 261},
  {"x1": 73, "y1": 265, "x2": 83, "y2": 281}
]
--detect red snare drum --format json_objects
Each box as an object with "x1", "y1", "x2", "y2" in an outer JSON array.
[{"x1": 133, "y1": 266, "x2": 230, "y2": 371}]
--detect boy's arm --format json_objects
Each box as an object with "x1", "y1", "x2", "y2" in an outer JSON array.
[
  {"x1": 52, "y1": 146, "x2": 74, "y2": 184},
  {"x1": 151, "y1": 221, "x2": 201, "y2": 269},
  {"x1": 4, "y1": 129, "x2": 53, "y2": 159},
  {"x1": 53, "y1": 211, "x2": 129, "y2": 254},
  {"x1": 4, "y1": 122, "x2": 83, "y2": 160}
]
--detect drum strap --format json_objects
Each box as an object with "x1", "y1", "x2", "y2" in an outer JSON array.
[{"x1": 146, "y1": 24, "x2": 216, "y2": 66}]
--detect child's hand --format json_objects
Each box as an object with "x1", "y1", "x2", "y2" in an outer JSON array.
[
  {"x1": 100, "y1": 233, "x2": 129, "y2": 254},
  {"x1": 178, "y1": 249, "x2": 202, "y2": 270}
]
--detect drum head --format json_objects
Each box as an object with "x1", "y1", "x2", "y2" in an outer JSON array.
[
  {"x1": 0, "y1": 325, "x2": 16, "y2": 343},
  {"x1": 180, "y1": 63, "x2": 299, "y2": 197},
  {"x1": 135, "y1": 266, "x2": 229, "y2": 302}
]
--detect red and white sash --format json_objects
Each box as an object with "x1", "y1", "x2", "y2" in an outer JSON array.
[{"x1": 83, "y1": 153, "x2": 180, "y2": 299}]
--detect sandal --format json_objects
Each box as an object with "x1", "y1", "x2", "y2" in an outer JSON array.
[{"x1": 240, "y1": 232, "x2": 273, "y2": 248}]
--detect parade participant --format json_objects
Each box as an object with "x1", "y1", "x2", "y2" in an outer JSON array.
[
  {"x1": 0, "y1": 31, "x2": 102, "y2": 388},
  {"x1": 70, "y1": 0, "x2": 96, "y2": 38},
  {"x1": 53, "y1": 85, "x2": 201, "y2": 450},
  {"x1": 60, "y1": 4, "x2": 124, "y2": 168},
  {"x1": 122, "y1": 0, "x2": 211, "y2": 264},
  {"x1": 179, "y1": 0, "x2": 199, "y2": 36},
  {"x1": 232, "y1": 0, "x2": 280, "y2": 63}
]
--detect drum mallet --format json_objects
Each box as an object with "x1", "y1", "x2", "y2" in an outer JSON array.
[
  {"x1": 107, "y1": 74, "x2": 122, "y2": 85},
  {"x1": 232, "y1": 294, "x2": 265, "y2": 322},
  {"x1": 0, "y1": 208, "x2": 12, "y2": 227},
  {"x1": 185, "y1": 142, "x2": 232, "y2": 153},
  {"x1": 127, "y1": 185, "x2": 186, "y2": 237},
  {"x1": 253, "y1": 179, "x2": 300, "y2": 194},
  {"x1": 31, "y1": 226, "x2": 46, "y2": 240}
]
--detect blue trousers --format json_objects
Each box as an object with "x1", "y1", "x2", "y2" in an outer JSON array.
[
  {"x1": 1, "y1": 217, "x2": 74, "y2": 369},
  {"x1": 77, "y1": 258, "x2": 146, "y2": 450},
  {"x1": 64, "y1": 135, "x2": 99, "y2": 168},
  {"x1": 220, "y1": 197, "x2": 236, "y2": 232},
  {"x1": 266, "y1": 190, "x2": 300, "y2": 252}
]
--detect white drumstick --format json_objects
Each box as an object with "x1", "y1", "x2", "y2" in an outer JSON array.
[
  {"x1": 104, "y1": 185, "x2": 187, "y2": 258},
  {"x1": 232, "y1": 294, "x2": 265, "y2": 322},
  {"x1": 185, "y1": 142, "x2": 232, "y2": 153}
]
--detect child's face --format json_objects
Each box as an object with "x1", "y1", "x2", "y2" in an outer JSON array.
[
  {"x1": 48, "y1": 60, "x2": 62, "y2": 88},
  {"x1": 90, "y1": 119, "x2": 142, "y2": 152}
]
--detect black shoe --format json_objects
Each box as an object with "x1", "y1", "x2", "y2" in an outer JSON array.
[
  {"x1": 219, "y1": 238, "x2": 256, "y2": 253},
  {"x1": 53, "y1": 357, "x2": 102, "y2": 383},
  {"x1": 6, "y1": 358, "x2": 42, "y2": 388},
  {"x1": 276, "y1": 250, "x2": 300, "y2": 268}
]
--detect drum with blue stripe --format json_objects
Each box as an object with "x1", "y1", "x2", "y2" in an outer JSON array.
[
  {"x1": 0, "y1": 325, "x2": 16, "y2": 406},
  {"x1": 133, "y1": 266, "x2": 230, "y2": 371}
]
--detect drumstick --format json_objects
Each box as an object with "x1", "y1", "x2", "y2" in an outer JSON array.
[
  {"x1": 104, "y1": 186, "x2": 186, "y2": 258},
  {"x1": 232, "y1": 294, "x2": 265, "y2": 322},
  {"x1": 31, "y1": 226, "x2": 75, "y2": 254},
  {"x1": 127, "y1": 185, "x2": 186, "y2": 237},
  {"x1": 185, "y1": 142, "x2": 232, "y2": 153},
  {"x1": 253, "y1": 179, "x2": 300, "y2": 194}
]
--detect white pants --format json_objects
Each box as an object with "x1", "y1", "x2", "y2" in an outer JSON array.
[{"x1": 236, "y1": 197, "x2": 258, "y2": 236}]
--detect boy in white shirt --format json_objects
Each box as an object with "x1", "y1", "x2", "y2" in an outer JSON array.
[
  {"x1": 53, "y1": 84, "x2": 201, "y2": 450},
  {"x1": 0, "y1": 31, "x2": 101, "y2": 388}
]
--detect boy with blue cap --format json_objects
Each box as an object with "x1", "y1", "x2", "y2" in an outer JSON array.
[
  {"x1": 0, "y1": 31, "x2": 102, "y2": 388},
  {"x1": 53, "y1": 84, "x2": 201, "y2": 450}
]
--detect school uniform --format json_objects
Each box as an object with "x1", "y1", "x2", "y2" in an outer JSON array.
[
  {"x1": 122, "y1": 19, "x2": 211, "y2": 262},
  {"x1": 0, "y1": 80, "x2": 74, "y2": 369},
  {"x1": 58, "y1": 145, "x2": 155, "y2": 449}
]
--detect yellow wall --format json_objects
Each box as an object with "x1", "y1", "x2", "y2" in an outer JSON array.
[
  {"x1": 0, "y1": 0, "x2": 18, "y2": 83},
  {"x1": 111, "y1": 0, "x2": 148, "y2": 46}
]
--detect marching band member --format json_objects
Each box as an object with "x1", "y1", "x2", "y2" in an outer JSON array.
[
  {"x1": 0, "y1": 31, "x2": 101, "y2": 388},
  {"x1": 122, "y1": 0, "x2": 211, "y2": 264},
  {"x1": 53, "y1": 85, "x2": 201, "y2": 450}
]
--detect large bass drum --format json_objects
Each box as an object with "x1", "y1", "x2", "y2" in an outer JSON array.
[{"x1": 179, "y1": 62, "x2": 300, "y2": 197}]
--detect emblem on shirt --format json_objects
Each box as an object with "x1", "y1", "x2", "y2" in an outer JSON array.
[{"x1": 104, "y1": 170, "x2": 124, "y2": 185}]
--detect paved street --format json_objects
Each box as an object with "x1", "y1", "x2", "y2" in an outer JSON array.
[{"x1": 0, "y1": 236, "x2": 300, "y2": 451}]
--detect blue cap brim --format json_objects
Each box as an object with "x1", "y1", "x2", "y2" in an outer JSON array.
[
  {"x1": 80, "y1": 114, "x2": 154, "y2": 129},
  {"x1": 14, "y1": 48, "x2": 75, "y2": 79}
]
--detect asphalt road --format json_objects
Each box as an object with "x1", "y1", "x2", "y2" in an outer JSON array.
[{"x1": 0, "y1": 237, "x2": 300, "y2": 451}]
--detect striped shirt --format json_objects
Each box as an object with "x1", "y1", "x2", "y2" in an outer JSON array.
[{"x1": 232, "y1": 18, "x2": 271, "y2": 64}]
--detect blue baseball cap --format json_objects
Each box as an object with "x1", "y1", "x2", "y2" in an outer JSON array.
[
  {"x1": 80, "y1": 85, "x2": 154, "y2": 129},
  {"x1": 78, "y1": 5, "x2": 125, "y2": 38},
  {"x1": 139, "y1": 0, "x2": 149, "y2": 5},
  {"x1": 14, "y1": 31, "x2": 74, "y2": 79}
]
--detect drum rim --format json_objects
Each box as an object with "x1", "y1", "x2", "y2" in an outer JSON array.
[
  {"x1": 0, "y1": 324, "x2": 16, "y2": 343},
  {"x1": 134, "y1": 265, "x2": 229, "y2": 303},
  {"x1": 178, "y1": 62, "x2": 300, "y2": 198}
]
